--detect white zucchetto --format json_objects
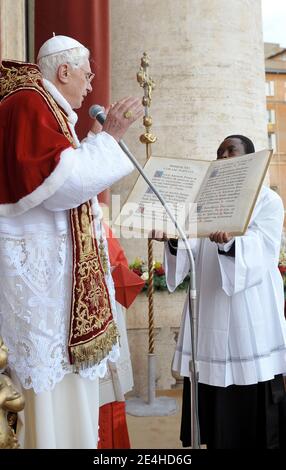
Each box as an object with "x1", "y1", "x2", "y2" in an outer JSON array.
[{"x1": 37, "y1": 35, "x2": 85, "y2": 61}]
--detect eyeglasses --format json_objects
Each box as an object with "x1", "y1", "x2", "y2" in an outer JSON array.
[{"x1": 79, "y1": 68, "x2": 95, "y2": 84}]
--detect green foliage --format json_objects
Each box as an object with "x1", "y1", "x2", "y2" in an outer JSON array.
[{"x1": 129, "y1": 257, "x2": 190, "y2": 293}]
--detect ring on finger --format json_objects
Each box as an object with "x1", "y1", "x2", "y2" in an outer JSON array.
[{"x1": 123, "y1": 110, "x2": 133, "y2": 119}]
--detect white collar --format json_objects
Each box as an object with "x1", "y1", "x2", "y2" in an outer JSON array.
[{"x1": 43, "y1": 79, "x2": 78, "y2": 126}]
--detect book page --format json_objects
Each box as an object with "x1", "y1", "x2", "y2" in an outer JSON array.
[
  {"x1": 194, "y1": 149, "x2": 272, "y2": 237},
  {"x1": 114, "y1": 149, "x2": 272, "y2": 239},
  {"x1": 114, "y1": 156, "x2": 210, "y2": 238}
]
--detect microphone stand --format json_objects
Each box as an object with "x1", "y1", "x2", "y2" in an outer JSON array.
[
  {"x1": 118, "y1": 137, "x2": 200, "y2": 449},
  {"x1": 91, "y1": 76, "x2": 200, "y2": 447}
]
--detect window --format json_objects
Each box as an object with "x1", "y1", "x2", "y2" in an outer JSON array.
[
  {"x1": 265, "y1": 81, "x2": 275, "y2": 96},
  {"x1": 267, "y1": 109, "x2": 276, "y2": 124},
  {"x1": 268, "y1": 133, "x2": 276, "y2": 151}
]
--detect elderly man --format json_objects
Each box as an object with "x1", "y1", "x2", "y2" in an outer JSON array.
[
  {"x1": 155, "y1": 135, "x2": 286, "y2": 448},
  {"x1": 0, "y1": 35, "x2": 143, "y2": 448}
]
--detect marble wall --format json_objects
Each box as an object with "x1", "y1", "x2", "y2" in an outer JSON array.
[
  {"x1": 0, "y1": 0, "x2": 26, "y2": 61},
  {"x1": 110, "y1": 0, "x2": 267, "y2": 397}
]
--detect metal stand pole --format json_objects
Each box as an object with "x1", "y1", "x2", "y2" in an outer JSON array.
[
  {"x1": 119, "y1": 139, "x2": 200, "y2": 447},
  {"x1": 93, "y1": 104, "x2": 200, "y2": 443}
]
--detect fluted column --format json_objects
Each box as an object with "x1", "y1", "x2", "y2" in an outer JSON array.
[
  {"x1": 110, "y1": 0, "x2": 267, "y2": 397},
  {"x1": 0, "y1": 0, "x2": 26, "y2": 61},
  {"x1": 110, "y1": 0, "x2": 267, "y2": 242}
]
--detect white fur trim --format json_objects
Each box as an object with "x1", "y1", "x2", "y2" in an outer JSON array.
[
  {"x1": 43, "y1": 79, "x2": 78, "y2": 126},
  {"x1": 0, "y1": 148, "x2": 76, "y2": 217}
]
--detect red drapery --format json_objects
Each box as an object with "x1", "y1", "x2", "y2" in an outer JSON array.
[
  {"x1": 34, "y1": 0, "x2": 110, "y2": 203},
  {"x1": 98, "y1": 402, "x2": 131, "y2": 449}
]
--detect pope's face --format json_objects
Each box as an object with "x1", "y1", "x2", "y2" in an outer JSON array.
[
  {"x1": 216, "y1": 138, "x2": 246, "y2": 159},
  {"x1": 66, "y1": 59, "x2": 94, "y2": 109}
]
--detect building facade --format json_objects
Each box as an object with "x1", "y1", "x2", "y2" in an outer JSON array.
[{"x1": 265, "y1": 42, "x2": 286, "y2": 210}]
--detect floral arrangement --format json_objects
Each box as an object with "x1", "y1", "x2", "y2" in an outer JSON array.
[
  {"x1": 130, "y1": 249, "x2": 286, "y2": 297},
  {"x1": 129, "y1": 257, "x2": 190, "y2": 292}
]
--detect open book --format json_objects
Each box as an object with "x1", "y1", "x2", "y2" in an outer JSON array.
[{"x1": 113, "y1": 149, "x2": 272, "y2": 238}]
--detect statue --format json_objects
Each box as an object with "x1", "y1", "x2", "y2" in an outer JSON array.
[{"x1": 0, "y1": 337, "x2": 25, "y2": 448}]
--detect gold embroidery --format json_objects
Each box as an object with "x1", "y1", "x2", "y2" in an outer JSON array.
[
  {"x1": 80, "y1": 205, "x2": 109, "y2": 272},
  {"x1": 70, "y1": 322, "x2": 118, "y2": 372},
  {"x1": 80, "y1": 204, "x2": 94, "y2": 257},
  {"x1": 99, "y1": 237, "x2": 109, "y2": 274},
  {"x1": 0, "y1": 61, "x2": 74, "y2": 146},
  {"x1": 0, "y1": 61, "x2": 117, "y2": 369},
  {"x1": 72, "y1": 203, "x2": 114, "y2": 332},
  {"x1": 0, "y1": 62, "x2": 42, "y2": 98},
  {"x1": 69, "y1": 202, "x2": 118, "y2": 368}
]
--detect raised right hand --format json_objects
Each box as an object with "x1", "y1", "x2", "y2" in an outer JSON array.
[{"x1": 101, "y1": 96, "x2": 143, "y2": 142}]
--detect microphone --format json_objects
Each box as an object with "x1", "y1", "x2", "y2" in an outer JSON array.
[
  {"x1": 88, "y1": 103, "x2": 195, "y2": 268},
  {"x1": 87, "y1": 103, "x2": 194, "y2": 259},
  {"x1": 89, "y1": 104, "x2": 106, "y2": 125}
]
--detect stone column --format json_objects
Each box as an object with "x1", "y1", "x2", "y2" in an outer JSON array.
[
  {"x1": 0, "y1": 0, "x2": 26, "y2": 61},
  {"x1": 109, "y1": 0, "x2": 267, "y2": 397},
  {"x1": 110, "y1": 0, "x2": 266, "y2": 259}
]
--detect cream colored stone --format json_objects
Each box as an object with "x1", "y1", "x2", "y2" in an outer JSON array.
[
  {"x1": 110, "y1": 0, "x2": 267, "y2": 261},
  {"x1": 127, "y1": 290, "x2": 185, "y2": 396},
  {"x1": 127, "y1": 325, "x2": 178, "y2": 398},
  {"x1": 0, "y1": 0, "x2": 26, "y2": 60},
  {"x1": 127, "y1": 288, "x2": 186, "y2": 393},
  {"x1": 128, "y1": 328, "x2": 149, "y2": 398},
  {"x1": 110, "y1": 0, "x2": 267, "y2": 397},
  {"x1": 155, "y1": 327, "x2": 177, "y2": 390},
  {"x1": 126, "y1": 290, "x2": 185, "y2": 329}
]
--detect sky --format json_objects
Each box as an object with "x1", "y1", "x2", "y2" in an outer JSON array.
[{"x1": 262, "y1": 0, "x2": 286, "y2": 46}]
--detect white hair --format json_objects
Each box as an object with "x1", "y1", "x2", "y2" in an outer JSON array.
[{"x1": 37, "y1": 46, "x2": 90, "y2": 81}]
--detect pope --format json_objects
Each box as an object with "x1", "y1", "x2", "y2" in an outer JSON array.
[{"x1": 0, "y1": 34, "x2": 143, "y2": 448}]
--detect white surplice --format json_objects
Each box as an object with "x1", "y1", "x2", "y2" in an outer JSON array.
[
  {"x1": 165, "y1": 186, "x2": 286, "y2": 387},
  {"x1": 0, "y1": 80, "x2": 134, "y2": 448}
]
